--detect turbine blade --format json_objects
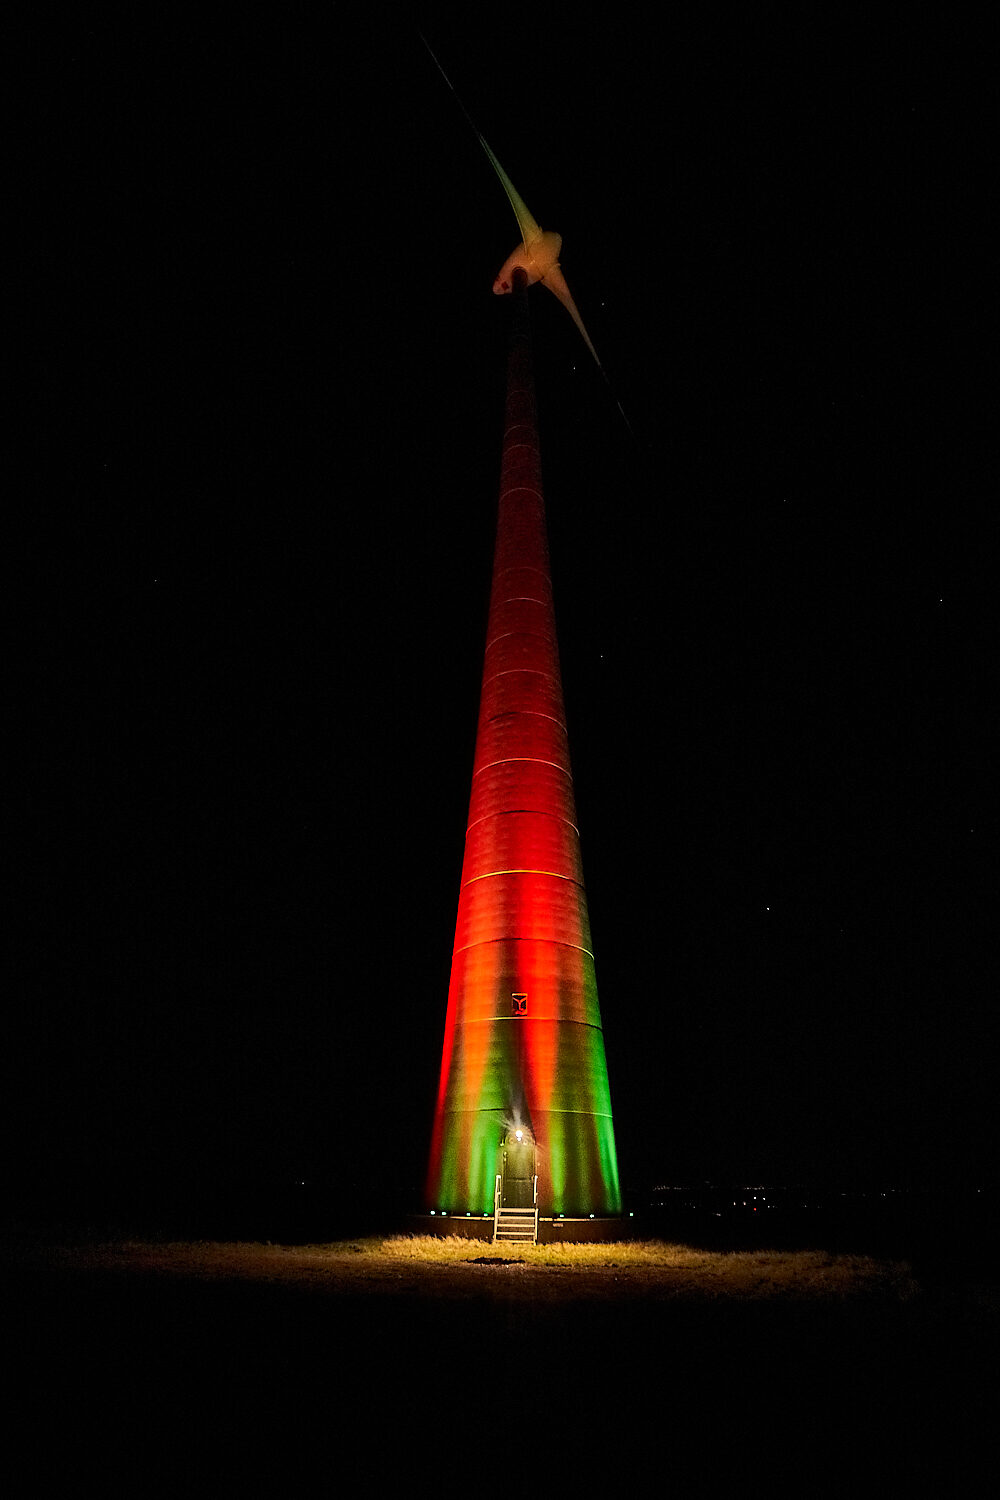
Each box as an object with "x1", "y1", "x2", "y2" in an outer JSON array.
[
  {"x1": 540, "y1": 265, "x2": 602, "y2": 367},
  {"x1": 544, "y1": 268, "x2": 635, "y2": 436},
  {"x1": 476, "y1": 136, "x2": 542, "y2": 249},
  {"x1": 420, "y1": 33, "x2": 540, "y2": 248}
]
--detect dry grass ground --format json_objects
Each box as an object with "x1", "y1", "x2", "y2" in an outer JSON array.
[
  {"x1": 3, "y1": 1231, "x2": 994, "y2": 1490},
  {"x1": 29, "y1": 1233, "x2": 919, "y2": 1303}
]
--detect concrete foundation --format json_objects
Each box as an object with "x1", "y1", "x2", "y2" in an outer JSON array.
[{"x1": 404, "y1": 1214, "x2": 634, "y2": 1243}]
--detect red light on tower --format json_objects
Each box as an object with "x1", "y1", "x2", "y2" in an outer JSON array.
[{"x1": 426, "y1": 273, "x2": 620, "y2": 1222}]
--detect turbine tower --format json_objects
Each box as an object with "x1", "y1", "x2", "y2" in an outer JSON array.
[{"x1": 426, "y1": 270, "x2": 620, "y2": 1224}]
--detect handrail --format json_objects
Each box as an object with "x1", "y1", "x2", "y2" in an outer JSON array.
[{"x1": 494, "y1": 1172, "x2": 540, "y2": 1243}]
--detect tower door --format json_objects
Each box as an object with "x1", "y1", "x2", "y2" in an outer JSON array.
[{"x1": 500, "y1": 1135, "x2": 536, "y2": 1209}]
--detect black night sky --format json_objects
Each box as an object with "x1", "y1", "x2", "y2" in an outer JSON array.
[{"x1": 11, "y1": 11, "x2": 991, "y2": 1230}]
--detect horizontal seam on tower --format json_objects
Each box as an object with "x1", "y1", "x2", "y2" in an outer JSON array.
[
  {"x1": 523, "y1": 1103, "x2": 615, "y2": 1114},
  {"x1": 452, "y1": 936, "x2": 595, "y2": 960},
  {"x1": 486, "y1": 630, "x2": 552, "y2": 646},
  {"x1": 494, "y1": 567, "x2": 547, "y2": 583},
  {"x1": 476, "y1": 1021, "x2": 609, "y2": 1042},
  {"x1": 481, "y1": 711, "x2": 565, "y2": 729},
  {"x1": 483, "y1": 669, "x2": 556, "y2": 684},
  {"x1": 462, "y1": 868, "x2": 584, "y2": 887},
  {"x1": 489, "y1": 1028, "x2": 611, "y2": 1048},
  {"x1": 472, "y1": 757, "x2": 572, "y2": 776},
  {"x1": 465, "y1": 809, "x2": 580, "y2": 836}
]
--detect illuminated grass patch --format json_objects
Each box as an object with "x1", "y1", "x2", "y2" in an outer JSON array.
[
  {"x1": 377, "y1": 1235, "x2": 918, "y2": 1299},
  {"x1": 19, "y1": 1237, "x2": 919, "y2": 1303}
]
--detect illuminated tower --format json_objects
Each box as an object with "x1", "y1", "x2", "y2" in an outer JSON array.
[{"x1": 426, "y1": 272, "x2": 620, "y2": 1220}]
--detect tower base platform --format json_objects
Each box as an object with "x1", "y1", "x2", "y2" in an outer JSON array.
[{"x1": 404, "y1": 1214, "x2": 634, "y2": 1244}]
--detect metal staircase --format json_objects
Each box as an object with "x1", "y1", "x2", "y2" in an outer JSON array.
[{"x1": 493, "y1": 1175, "x2": 539, "y2": 1244}]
